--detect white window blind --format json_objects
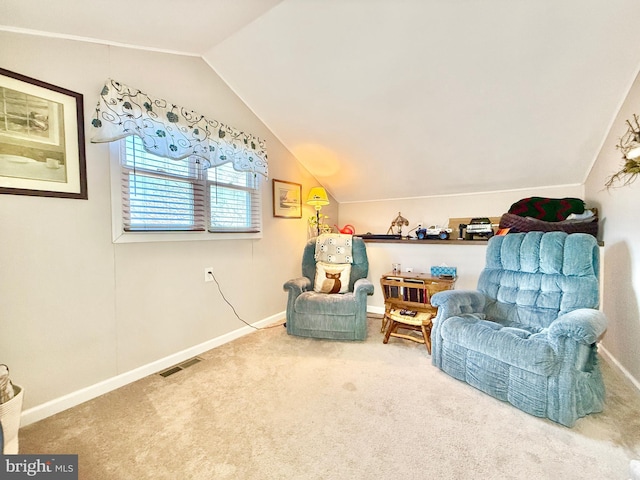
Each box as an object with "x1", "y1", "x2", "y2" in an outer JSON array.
[
  {"x1": 120, "y1": 136, "x2": 261, "y2": 233},
  {"x1": 208, "y1": 164, "x2": 261, "y2": 233}
]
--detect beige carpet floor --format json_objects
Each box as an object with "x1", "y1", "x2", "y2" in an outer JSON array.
[{"x1": 19, "y1": 315, "x2": 640, "y2": 479}]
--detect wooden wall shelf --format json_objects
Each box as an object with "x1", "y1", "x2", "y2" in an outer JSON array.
[
  {"x1": 359, "y1": 236, "x2": 603, "y2": 247},
  {"x1": 359, "y1": 237, "x2": 489, "y2": 245}
]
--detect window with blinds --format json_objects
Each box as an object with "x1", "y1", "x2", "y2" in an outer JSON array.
[{"x1": 120, "y1": 136, "x2": 261, "y2": 233}]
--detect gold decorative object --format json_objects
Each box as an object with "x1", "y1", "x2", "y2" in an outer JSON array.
[{"x1": 387, "y1": 212, "x2": 409, "y2": 236}]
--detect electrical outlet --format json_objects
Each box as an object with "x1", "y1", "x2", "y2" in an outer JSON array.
[{"x1": 204, "y1": 267, "x2": 214, "y2": 282}]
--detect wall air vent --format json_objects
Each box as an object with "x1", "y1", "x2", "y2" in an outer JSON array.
[{"x1": 158, "y1": 357, "x2": 203, "y2": 377}]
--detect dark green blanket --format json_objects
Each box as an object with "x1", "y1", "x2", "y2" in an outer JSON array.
[{"x1": 508, "y1": 197, "x2": 585, "y2": 222}]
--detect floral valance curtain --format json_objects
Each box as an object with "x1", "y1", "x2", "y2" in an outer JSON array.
[{"x1": 90, "y1": 79, "x2": 268, "y2": 177}]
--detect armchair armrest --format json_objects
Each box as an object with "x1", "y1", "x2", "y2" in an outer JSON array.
[
  {"x1": 430, "y1": 290, "x2": 488, "y2": 368},
  {"x1": 431, "y1": 290, "x2": 487, "y2": 318},
  {"x1": 353, "y1": 278, "x2": 374, "y2": 297},
  {"x1": 283, "y1": 277, "x2": 312, "y2": 297},
  {"x1": 548, "y1": 308, "x2": 607, "y2": 346}
]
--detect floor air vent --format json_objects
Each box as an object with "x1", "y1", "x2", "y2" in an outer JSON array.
[{"x1": 159, "y1": 357, "x2": 203, "y2": 377}]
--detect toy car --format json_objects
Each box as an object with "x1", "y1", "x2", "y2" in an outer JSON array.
[
  {"x1": 460, "y1": 217, "x2": 494, "y2": 240},
  {"x1": 416, "y1": 226, "x2": 452, "y2": 240}
]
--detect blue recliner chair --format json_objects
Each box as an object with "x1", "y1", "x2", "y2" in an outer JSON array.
[
  {"x1": 283, "y1": 236, "x2": 374, "y2": 340},
  {"x1": 431, "y1": 232, "x2": 607, "y2": 427}
]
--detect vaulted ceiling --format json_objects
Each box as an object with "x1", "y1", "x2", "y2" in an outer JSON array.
[{"x1": 2, "y1": 0, "x2": 640, "y2": 202}]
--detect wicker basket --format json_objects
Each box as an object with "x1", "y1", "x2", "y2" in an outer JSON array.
[{"x1": 0, "y1": 385, "x2": 23, "y2": 454}]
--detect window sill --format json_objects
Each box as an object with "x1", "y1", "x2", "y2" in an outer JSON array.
[{"x1": 112, "y1": 230, "x2": 262, "y2": 244}]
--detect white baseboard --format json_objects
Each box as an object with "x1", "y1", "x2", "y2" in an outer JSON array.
[
  {"x1": 20, "y1": 312, "x2": 285, "y2": 427},
  {"x1": 25, "y1": 311, "x2": 635, "y2": 428},
  {"x1": 599, "y1": 344, "x2": 640, "y2": 393}
]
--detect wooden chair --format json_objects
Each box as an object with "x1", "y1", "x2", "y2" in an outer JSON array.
[
  {"x1": 383, "y1": 309, "x2": 435, "y2": 352},
  {"x1": 380, "y1": 275, "x2": 454, "y2": 353}
]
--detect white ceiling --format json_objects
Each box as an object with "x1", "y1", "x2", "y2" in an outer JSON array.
[{"x1": 2, "y1": 0, "x2": 640, "y2": 203}]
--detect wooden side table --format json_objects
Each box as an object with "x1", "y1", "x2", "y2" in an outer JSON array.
[{"x1": 380, "y1": 272, "x2": 456, "y2": 353}]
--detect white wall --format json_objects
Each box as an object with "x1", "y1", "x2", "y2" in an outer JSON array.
[
  {"x1": 0, "y1": 31, "x2": 333, "y2": 418},
  {"x1": 2, "y1": 29, "x2": 638, "y2": 423},
  {"x1": 585, "y1": 68, "x2": 640, "y2": 388},
  {"x1": 364, "y1": 242, "x2": 490, "y2": 312},
  {"x1": 338, "y1": 185, "x2": 585, "y2": 236},
  {"x1": 341, "y1": 118, "x2": 640, "y2": 390},
  {"x1": 340, "y1": 185, "x2": 585, "y2": 309}
]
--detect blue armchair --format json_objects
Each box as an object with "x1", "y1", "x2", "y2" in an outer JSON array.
[
  {"x1": 283, "y1": 236, "x2": 374, "y2": 340},
  {"x1": 431, "y1": 232, "x2": 607, "y2": 427}
]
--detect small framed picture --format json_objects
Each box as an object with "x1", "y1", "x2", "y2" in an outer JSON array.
[
  {"x1": 0, "y1": 68, "x2": 87, "y2": 199},
  {"x1": 273, "y1": 179, "x2": 302, "y2": 218}
]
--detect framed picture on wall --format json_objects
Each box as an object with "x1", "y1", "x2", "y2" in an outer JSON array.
[
  {"x1": 273, "y1": 179, "x2": 302, "y2": 218},
  {"x1": 0, "y1": 68, "x2": 87, "y2": 199}
]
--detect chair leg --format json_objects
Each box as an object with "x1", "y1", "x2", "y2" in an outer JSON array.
[
  {"x1": 381, "y1": 313, "x2": 390, "y2": 333},
  {"x1": 383, "y1": 319, "x2": 397, "y2": 344},
  {"x1": 421, "y1": 323, "x2": 432, "y2": 353}
]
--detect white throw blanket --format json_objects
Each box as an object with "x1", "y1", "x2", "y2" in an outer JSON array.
[{"x1": 314, "y1": 234, "x2": 353, "y2": 264}]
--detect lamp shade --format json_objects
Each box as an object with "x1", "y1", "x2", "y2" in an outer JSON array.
[{"x1": 307, "y1": 187, "x2": 330, "y2": 207}]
